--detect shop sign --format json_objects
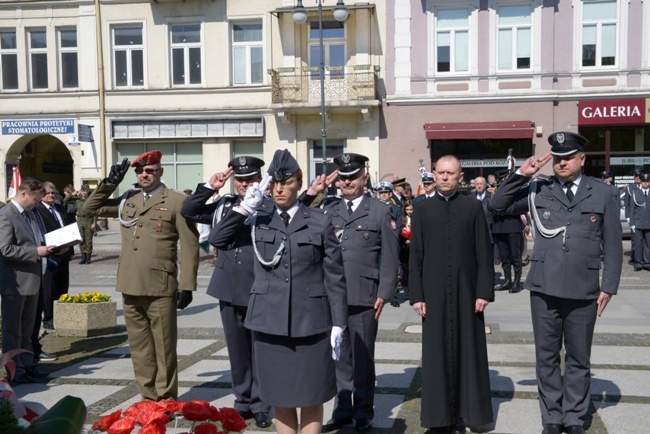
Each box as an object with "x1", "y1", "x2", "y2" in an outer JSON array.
[
  {"x1": 578, "y1": 99, "x2": 650, "y2": 125},
  {"x1": 1, "y1": 119, "x2": 75, "y2": 135},
  {"x1": 610, "y1": 156, "x2": 650, "y2": 166},
  {"x1": 460, "y1": 158, "x2": 522, "y2": 168}
]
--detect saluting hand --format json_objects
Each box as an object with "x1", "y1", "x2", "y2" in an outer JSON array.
[
  {"x1": 306, "y1": 170, "x2": 339, "y2": 196},
  {"x1": 519, "y1": 153, "x2": 552, "y2": 178},
  {"x1": 208, "y1": 167, "x2": 234, "y2": 191}
]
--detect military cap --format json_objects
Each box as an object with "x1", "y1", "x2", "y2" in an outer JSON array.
[
  {"x1": 601, "y1": 171, "x2": 613, "y2": 179},
  {"x1": 131, "y1": 150, "x2": 162, "y2": 167},
  {"x1": 494, "y1": 168, "x2": 510, "y2": 181},
  {"x1": 267, "y1": 149, "x2": 300, "y2": 182},
  {"x1": 392, "y1": 178, "x2": 406, "y2": 187},
  {"x1": 228, "y1": 156, "x2": 265, "y2": 178},
  {"x1": 374, "y1": 181, "x2": 394, "y2": 193},
  {"x1": 420, "y1": 172, "x2": 435, "y2": 184},
  {"x1": 81, "y1": 184, "x2": 91, "y2": 192},
  {"x1": 633, "y1": 168, "x2": 644, "y2": 177},
  {"x1": 641, "y1": 173, "x2": 650, "y2": 182},
  {"x1": 548, "y1": 132, "x2": 589, "y2": 156},
  {"x1": 333, "y1": 153, "x2": 368, "y2": 176}
]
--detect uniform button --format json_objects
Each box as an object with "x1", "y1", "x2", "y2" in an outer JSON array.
[
  {"x1": 238, "y1": 261, "x2": 242, "y2": 264},
  {"x1": 283, "y1": 251, "x2": 288, "y2": 255},
  {"x1": 284, "y1": 264, "x2": 289, "y2": 269},
  {"x1": 136, "y1": 235, "x2": 140, "y2": 239},
  {"x1": 566, "y1": 234, "x2": 570, "y2": 239},
  {"x1": 284, "y1": 278, "x2": 289, "y2": 283},
  {"x1": 565, "y1": 248, "x2": 569, "y2": 252},
  {"x1": 283, "y1": 236, "x2": 287, "y2": 241},
  {"x1": 568, "y1": 208, "x2": 573, "y2": 212},
  {"x1": 342, "y1": 247, "x2": 346, "y2": 252},
  {"x1": 138, "y1": 223, "x2": 143, "y2": 227},
  {"x1": 344, "y1": 236, "x2": 349, "y2": 240},
  {"x1": 567, "y1": 222, "x2": 571, "y2": 226},
  {"x1": 134, "y1": 247, "x2": 138, "y2": 251}
]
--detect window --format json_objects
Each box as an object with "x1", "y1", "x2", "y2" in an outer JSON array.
[
  {"x1": 581, "y1": 0, "x2": 617, "y2": 67},
  {"x1": 0, "y1": 29, "x2": 18, "y2": 90},
  {"x1": 170, "y1": 24, "x2": 201, "y2": 86},
  {"x1": 435, "y1": 9, "x2": 469, "y2": 73},
  {"x1": 29, "y1": 29, "x2": 48, "y2": 89},
  {"x1": 497, "y1": 4, "x2": 531, "y2": 70},
  {"x1": 232, "y1": 22, "x2": 263, "y2": 85},
  {"x1": 58, "y1": 28, "x2": 78, "y2": 88},
  {"x1": 233, "y1": 140, "x2": 263, "y2": 160},
  {"x1": 115, "y1": 142, "x2": 203, "y2": 195},
  {"x1": 309, "y1": 21, "x2": 345, "y2": 76},
  {"x1": 113, "y1": 25, "x2": 144, "y2": 88},
  {"x1": 310, "y1": 139, "x2": 345, "y2": 195}
]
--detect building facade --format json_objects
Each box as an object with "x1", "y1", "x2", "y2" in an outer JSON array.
[
  {"x1": 0, "y1": 0, "x2": 384, "y2": 204},
  {"x1": 384, "y1": 0, "x2": 650, "y2": 188}
]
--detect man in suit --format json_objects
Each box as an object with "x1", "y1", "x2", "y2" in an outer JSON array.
[
  {"x1": 83, "y1": 151, "x2": 199, "y2": 401},
  {"x1": 180, "y1": 156, "x2": 272, "y2": 428},
  {"x1": 490, "y1": 132, "x2": 622, "y2": 434},
  {"x1": 0, "y1": 177, "x2": 54, "y2": 384},
  {"x1": 304, "y1": 153, "x2": 400, "y2": 433},
  {"x1": 412, "y1": 172, "x2": 436, "y2": 204},
  {"x1": 628, "y1": 172, "x2": 650, "y2": 271}
]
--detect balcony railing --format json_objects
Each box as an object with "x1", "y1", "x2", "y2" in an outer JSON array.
[{"x1": 269, "y1": 65, "x2": 378, "y2": 105}]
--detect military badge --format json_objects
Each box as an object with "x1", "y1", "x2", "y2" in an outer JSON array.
[
  {"x1": 156, "y1": 221, "x2": 163, "y2": 232},
  {"x1": 556, "y1": 132, "x2": 565, "y2": 144},
  {"x1": 390, "y1": 220, "x2": 397, "y2": 231},
  {"x1": 363, "y1": 232, "x2": 369, "y2": 240},
  {"x1": 127, "y1": 203, "x2": 135, "y2": 208},
  {"x1": 155, "y1": 207, "x2": 168, "y2": 211},
  {"x1": 342, "y1": 153, "x2": 351, "y2": 164},
  {"x1": 239, "y1": 156, "x2": 247, "y2": 166},
  {"x1": 543, "y1": 211, "x2": 551, "y2": 220},
  {"x1": 590, "y1": 215, "x2": 597, "y2": 222}
]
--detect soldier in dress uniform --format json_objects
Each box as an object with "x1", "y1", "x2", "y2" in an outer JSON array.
[
  {"x1": 302, "y1": 153, "x2": 400, "y2": 433},
  {"x1": 624, "y1": 169, "x2": 642, "y2": 264},
  {"x1": 64, "y1": 184, "x2": 96, "y2": 264},
  {"x1": 629, "y1": 172, "x2": 650, "y2": 271},
  {"x1": 180, "y1": 156, "x2": 272, "y2": 428},
  {"x1": 374, "y1": 181, "x2": 402, "y2": 230},
  {"x1": 392, "y1": 177, "x2": 407, "y2": 205},
  {"x1": 412, "y1": 172, "x2": 436, "y2": 204},
  {"x1": 490, "y1": 132, "x2": 622, "y2": 434},
  {"x1": 83, "y1": 150, "x2": 199, "y2": 401},
  {"x1": 600, "y1": 170, "x2": 614, "y2": 186}
]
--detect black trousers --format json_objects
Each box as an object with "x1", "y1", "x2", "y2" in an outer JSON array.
[{"x1": 494, "y1": 232, "x2": 522, "y2": 279}]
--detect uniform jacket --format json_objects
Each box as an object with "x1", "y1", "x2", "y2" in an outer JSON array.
[
  {"x1": 213, "y1": 201, "x2": 348, "y2": 338},
  {"x1": 489, "y1": 173, "x2": 622, "y2": 299},
  {"x1": 629, "y1": 188, "x2": 650, "y2": 230},
  {"x1": 83, "y1": 181, "x2": 199, "y2": 297},
  {"x1": 37, "y1": 202, "x2": 73, "y2": 262},
  {"x1": 0, "y1": 203, "x2": 43, "y2": 296},
  {"x1": 181, "y1": 183, "x2": 258, "y2": 306},
  {"x1": 319, "y1": 196, "x2": 400, "y2": 305},
  {"x1": 64, "y1": 195, "x2": 96, "y2": 221},
  {"x1": 624, "y1": 182, "x2": 639, "y2": 218}
]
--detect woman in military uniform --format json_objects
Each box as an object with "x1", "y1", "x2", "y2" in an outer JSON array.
[{"x1": 212, "y1": 149, "x2": 347, "y2": 434}]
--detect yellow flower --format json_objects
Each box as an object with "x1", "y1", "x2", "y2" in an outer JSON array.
[{"x1": 59, "y1": 291, "x2": 111, "y2": 303}]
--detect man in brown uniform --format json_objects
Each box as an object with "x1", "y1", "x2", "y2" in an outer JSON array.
[
  {"x1": 84, "y1": 150, "x2": 199, "y2": 401},
  {"x1": 64, "y1": 185, "x2": 97, "y2": 264}
]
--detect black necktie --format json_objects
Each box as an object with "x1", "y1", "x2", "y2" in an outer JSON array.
[
  {"x1": 565, "y1": 182, "x2": 574, "y2": 202},
  {"x1": 50, "y1": 206, "x2": 62, "y2": 227},
  {"x1": 280, "y1": 211, "x2": 290, "y2": 227},
  {"x1": 347, "y1": 201, "x2": 354, "y2": 216}
]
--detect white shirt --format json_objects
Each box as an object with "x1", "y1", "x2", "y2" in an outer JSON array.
[
  {"x1": 344, "y1": 195, "x2": 364, "y2": 214},
  {"x1": 43, "y1": 202, "x2": 64, "y2": 227},
  {"x1": 276, "y1": 202, "x2": 300, "y2": 224}
]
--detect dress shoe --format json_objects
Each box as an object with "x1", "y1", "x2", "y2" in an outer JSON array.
[
  {"x1": 542, "y1": 423, "x2": 563, "y2": 434},
  {"x1": 323, "y1": 417, "x2": 353, "y2": 432},
  {"x1": 11, "y1": 372, "x2": 34, "y2": 384},
  {"x1": 564, "y1": 426, "x2": 585, "y2": 434},
  {"x1": 43, "y1": 320, "x2": 54, "y2": 330},
  {"x1": 495, "y1": 280, "x2": 512, "y2": 291},
  {"x1": 355, "y1": 418, "x2": 373, "y2": 433},
  {"x1": 254, "y1": 412, "x2": 272, "y2": 428},
  {"x1": 237, "y1": 410, "x2": 253, "y2": 420},
  {"x1": 509, "y1": 282, "x2": 523, "y2": 294},
  {"x1": 37, "y1": 352, "x2": 58, "y2": 362},
  {"x1": 390, "y1": 298, "x2": 400, "y2": 307},
  {"x1": 425, "y1": 426, "x2": 453, "y2": 434},
  {"x1": 26, "y1": 367, "x2": 49, "y2": 379},
  {"x1": 79, "y1": 254, "x2": 87, "y2": 264}
]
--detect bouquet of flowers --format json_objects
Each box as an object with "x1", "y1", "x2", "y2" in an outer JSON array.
[
  {"x1": 91, "y1": 399, "x2": 247, "y2": 434},
  {"x1": 58, "y1": 291, "x2": 111, "y2": 303}
]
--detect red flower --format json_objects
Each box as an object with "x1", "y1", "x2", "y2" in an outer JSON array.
[
  {"x1": 107, "y1": 417, "x2": 136, "y2": 434},
  {"x1": 208, "y1": 405, "x2": 221, "y2": 422},
  {"x1": 135, "y1": 409, "x2": 170, "y2": 427},
  {"x1": 157, "y1": 398, "x2": 185, "y2": 414},
  {"x1": 138, "y1": 420, "x2": 167, "y2": 434},
  {"x1": 219, "y1": 407, "x2": 247, "y2": 432},
  {"x1": 92, "y1": 409, "x2": 122, "y2": 431},
  {"x1": 182, "y1": 400, "x2": 212, "y2": 421},
  {"x1": 194, "y1": 422, "x2": 223, "y2": 434},
  {"x1": 123, "y1": 401, "x2": 162, "y2": 419}
]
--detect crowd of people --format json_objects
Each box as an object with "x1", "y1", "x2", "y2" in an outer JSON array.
[{"x1": 0, "y1": 131, "x2": 624, "y2": 434}]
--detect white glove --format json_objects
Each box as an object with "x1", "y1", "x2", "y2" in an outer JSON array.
[
  {"x1": 239, "y1": 175, "x2": 272, "y2": 214},
  {"x1": 330, "y1": 325, "x2": 345, "y2": 360},
  {"x1": 631, "y1": 225, "x2": 636, "y2": 233}
]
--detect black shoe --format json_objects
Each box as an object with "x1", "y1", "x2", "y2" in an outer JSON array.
[
  {"x1": 43, "y1": 320, "x2": 54, "y2": 331},
  {"x1": 85, "y1": 254, "x2": 92, "y2": 264},
  {"x1": 509, "y1": 282, "x2": 523, "y2": 294},
  {"x1": 390, "y1": 299, "x2": 400, "y2": 307},
  {"x1": 37, "y1": 352, "x2": 57, "y2": 362},
  {"x1": 323, "y1": 417, "x2": 353, "y2": 432},
  {"x1": 254, "y1": 412, "x2": 272, "y2": 428},
  {"x1": 237, "y1": 410, "x2": 254, "y2": 420},
  {"x1": 542, "y1": 423, "x2": 563, "y2": 434},
  {"x1": 11, "y1": 372, "x2": 34, "y2": 384},
  {"x1": 26, "y1": 367, "x2": 49, "y2": 379},
  {"x1": 425, "y1": 427, "x2": 453, "y2": 434},
  {"x1": 355, "y1": 419, "x2": 373, "y2": 433},
  {"x1": 564, "y1": 426, "x2": 585, "y2": 434},
  {"x1": 634, "y1": 266, "x2": 643, "y2": 271},
  {"x1": 79, "y1": 254, "x2": 87, "y2": 264},
  {"x1": 495, "y1": 280, "x2": 512, "y2": 291}
]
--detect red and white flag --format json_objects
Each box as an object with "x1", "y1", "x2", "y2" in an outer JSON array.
[{"x1": 7, "y1": 165, "x2": 22, "y2": 199}]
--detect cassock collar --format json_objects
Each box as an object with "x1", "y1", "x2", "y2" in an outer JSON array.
[{"x1": 436, "y1": 191, "x2": 459, "y2": 202}]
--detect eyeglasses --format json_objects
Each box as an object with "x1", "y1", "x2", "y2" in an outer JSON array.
[{"x1": 135, "y1": 167, "x2": 161, "y2": 175}]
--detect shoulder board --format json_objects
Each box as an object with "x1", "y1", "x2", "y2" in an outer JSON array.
[
  {"x1": 531, "y1": 174, "x2": 552, "y2": 183},
  {"x1": 124, "y1": 189, "x2": 141, "y2": 199},
  {"x1": 320, "y1": 196, "x2": 343, "y2": 208}
]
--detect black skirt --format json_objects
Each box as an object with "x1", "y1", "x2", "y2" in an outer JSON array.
[{"x1": 253, "y1": 331, "x2": 336, "y2": 408}]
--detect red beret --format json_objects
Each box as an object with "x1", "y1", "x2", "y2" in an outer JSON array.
[{"x1": 131, "y1": 150, "x2": 162, "y2": 167}]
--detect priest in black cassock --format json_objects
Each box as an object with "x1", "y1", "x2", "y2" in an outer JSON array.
[{"x1": 409, "y1": 155, "x2": 494, "y2": 433}]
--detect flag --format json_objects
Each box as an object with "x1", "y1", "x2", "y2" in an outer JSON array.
[{"x1": 7, "y1": 165, "x2": 22, "y2": 199}]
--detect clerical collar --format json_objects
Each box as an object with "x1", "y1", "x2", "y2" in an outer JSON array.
[{"x1": 436, "y1": 191, "x2": 458, "y2": 201}]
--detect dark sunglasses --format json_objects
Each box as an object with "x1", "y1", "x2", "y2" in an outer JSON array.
[{"x1": 135, "y1": 167, "x2": 161, "y2": 175}]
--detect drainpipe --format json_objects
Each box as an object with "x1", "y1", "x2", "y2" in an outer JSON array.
[{"x1": 94, "y1": 0, "x2": 107, "y2": 178}]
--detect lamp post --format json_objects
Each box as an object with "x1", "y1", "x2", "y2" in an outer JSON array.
[{"x1": 293, "y1": 0, "x2": 348, "y2": 175}]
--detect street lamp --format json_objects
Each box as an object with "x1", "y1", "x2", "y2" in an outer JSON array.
[{"x1": 293, "y1": 0, "x2": 348, "y2": 175}]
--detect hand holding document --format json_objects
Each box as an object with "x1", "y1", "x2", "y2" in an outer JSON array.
[{"x1": 44, "y1": 223, "x2": 83, "y2": 250}]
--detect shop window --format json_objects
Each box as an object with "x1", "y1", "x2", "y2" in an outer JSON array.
[
  {"x1": 170, "y1": 23, "x2": 202, "y2": 86},
  {"x1": 113, "y1": 25, "x2": 145, "y2": 88},
  {"x1": 58, "y1": 27, "x2": 78, "y2": 89},
  {"x1": 0, "y1": 29, "x2": 18, "y2": 90},
  {"x1": 581, "y1": 0, "x2": 617, "y2": 68},
  {"x1": 232, "y1": 22, "x2": 263, "y2": 85}
]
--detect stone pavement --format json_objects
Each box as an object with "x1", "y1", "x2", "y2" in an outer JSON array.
[{"x1": 5, "y1": 231, "x2": 650, "y2": 433}]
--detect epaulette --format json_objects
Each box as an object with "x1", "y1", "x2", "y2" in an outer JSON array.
[
  {"x1": 124, "y1": 189, "x2": 141, "y2": 199},
  {"x1": 321, "y1": 195, "x2": 343, "y2": 207},
  {"x1": 532, "y1": 174, "x2": 552, "y2": 183},
  {"x1": 222, "y1": 193, "x2": 237, "y2": 201}
]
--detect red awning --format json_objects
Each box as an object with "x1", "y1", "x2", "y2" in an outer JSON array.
[{"x1": 424, "y1": 121, "x2": 534, "y2": 140}]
